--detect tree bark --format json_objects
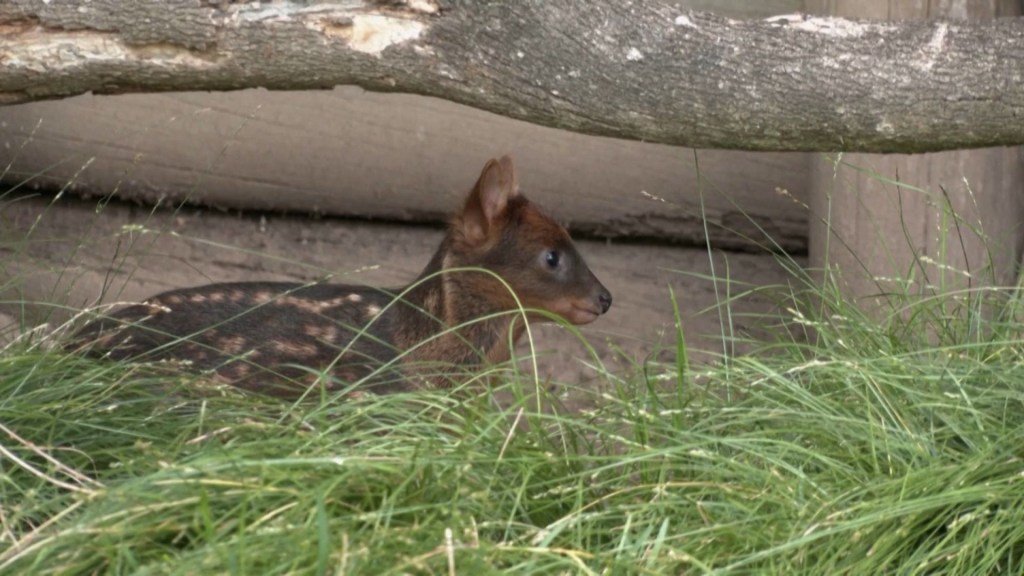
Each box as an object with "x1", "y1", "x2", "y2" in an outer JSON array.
[{"x1": 1, "y1": 0, "x2": 1023, "y2": 153}]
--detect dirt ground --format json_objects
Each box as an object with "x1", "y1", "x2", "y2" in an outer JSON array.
[{"x1": 1, "y1": 192, "x2": 804, "y2": 396}]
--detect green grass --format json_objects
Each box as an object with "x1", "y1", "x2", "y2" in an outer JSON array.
[{"x1": 2, "y1": 273, "x2": 1024, "y2": 574}]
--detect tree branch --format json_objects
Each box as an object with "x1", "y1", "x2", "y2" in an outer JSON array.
[{"x1": 2, "y1": 0, "x2": 1022, "y2": 152}]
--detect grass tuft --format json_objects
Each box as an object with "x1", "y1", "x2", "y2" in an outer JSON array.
[
  {"x1": 2, "y1": 276, "x2": 1024, "y2": 574},
  {"x1": 3, "y1": 150, "x2": 1024, "y2": 574}
]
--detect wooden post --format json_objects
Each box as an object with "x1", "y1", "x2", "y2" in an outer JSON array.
[{"x1": 806, "y1": 0, "x2": 1024, "y2": 313}]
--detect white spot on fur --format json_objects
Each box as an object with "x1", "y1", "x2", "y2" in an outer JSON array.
[
  {"x1": 143, "y1": 301, "x2": 172, "y2": 313},
  {"x1": 626, "y1": 47, "x2": 643, "y2": 61},
  {"x1": 366, "y1": 305, "x2": 381, "y2": 317},
  {"x1": 347, "y1": 294, "x2": 363, "y2": 303},
  {"x1": 321, "y1": 296, "x2": 351, "y2": 308}
]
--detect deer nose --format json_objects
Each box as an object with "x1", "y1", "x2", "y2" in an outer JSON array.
[{"x1": 598, "y1": 288, "x2": 612, "y2": 314}]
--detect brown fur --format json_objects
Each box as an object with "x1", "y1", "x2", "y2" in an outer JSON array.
[{"x1": 71, "y1": 156, "x2": 612, "y2": 398}]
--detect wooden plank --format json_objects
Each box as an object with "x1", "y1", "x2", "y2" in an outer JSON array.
[
  {"x1": 806, "y1": 0, "x2": 1024, "y2": 306},
  {"x1": 0, "y1": 88, "x2": 810, "y2": 251}
]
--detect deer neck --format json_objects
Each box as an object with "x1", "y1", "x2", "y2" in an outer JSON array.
[{"x1": 395, "y1": 240, "x2": 522, "y2": 366}]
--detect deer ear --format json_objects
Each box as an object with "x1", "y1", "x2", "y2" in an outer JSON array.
[
  {"x1": 497, "y1": 155, "x2": 520, "y2": 198},
  {"x1": 462, "y1": 156, "x2": 517, "y2": 244}
]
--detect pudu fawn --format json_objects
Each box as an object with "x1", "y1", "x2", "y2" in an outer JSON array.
[{"x1": 74, "y1": 156, "x2": 612, "y2": 398}]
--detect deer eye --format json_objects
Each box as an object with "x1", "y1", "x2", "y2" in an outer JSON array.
[{"x1": 543, "y1": 250, "x2": 561, "y2": 269}]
